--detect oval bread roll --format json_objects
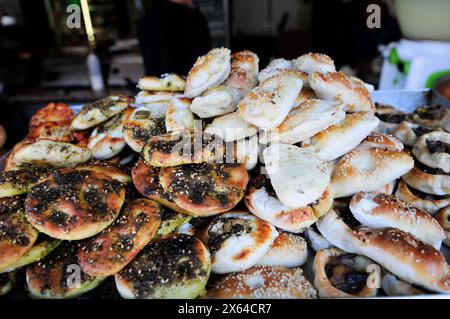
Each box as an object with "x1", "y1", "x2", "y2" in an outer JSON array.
[
  {"x1": 137, "y1": 73, "x2": 185, "y2": 92},
  {"x1": 185, "y1": 48, "x2": 231, "y2": 98},
  {"x1": 238, "y1": 70, "x2": 303, "y2": 129},
  {"x1": 293, "y1": 53, "x2": 336, "y2": 75},
  {"x1": 190, "y1": 85, "x2": 241, "y2": 118},
  {"x1": 165, "y1": 97, "x2": 195, "y2": 132},
  {"x1": 350, "y1": 192, "x2": 445, "y2": 249},
  {"x1": 331, "y1": 148, "x2": 414, "y2": 198}
]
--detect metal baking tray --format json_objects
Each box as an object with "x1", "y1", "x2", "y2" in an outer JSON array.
[{"x1": 0, "y1": 89, "x2": 449, "y2": 299}]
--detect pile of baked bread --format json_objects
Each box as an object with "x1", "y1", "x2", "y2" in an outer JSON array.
[{"x1": 0, "y1": 48, "x2": 449, "y2": 299}]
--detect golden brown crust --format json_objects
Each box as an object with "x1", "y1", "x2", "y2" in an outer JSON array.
[
  {"x1": 411, "y1": 105, "x2": 449, "y2": 130},
  {"x1": 0, "y1": 197, "x2": 39, "y2": 270},
  {"x1": 358, "y1": 132, "x2": 404, "y2": 151},
  {"x1": 412, "y1": 131, "x2": 450, "y2": 173},
  {"x1": 435, "y1": 206, "x2": 450, "y2": 247},
  {"x1": 402, "y1": 164, "x2": 449, "y2": 196},
  {"x1": 395, "y1": 180, "x2": 450, "y2": 215},
  {"x1": 159, "y1": 163, "x2": 248, "y2": 216},
  {"x1": 78, "y1": 198, "x2": 162, "y2": 276},
  {"x1": 74, "y1": 162, "x2": 132, "y2": 184},
  {"x1": 25, "y1": 169, "x2": 126, "y2": 240},
  {"x1": 331, "y1": 148, "x2": 414, "y2": 198},
  {"x1": 29, "y1": 103, "x2": 74, "y2": 131},
  {"x1": 225, "y1": 50, "x2": 259, "y2": 93},
  {"x1": 244, "y1": 174, "x2": 318, "y2": 233},
  {"x1": 137, "y1": 73, "x2": 186, "y2": 92},
  {"x1": 204, "y1": 266, "x2": 317, "y2": 299},
  {"x1": 0, "y1": 166, "x2": 54, "y2": 198},
  {"x1": 313, "y1": 248, "x2": 380, "y2": 298}
]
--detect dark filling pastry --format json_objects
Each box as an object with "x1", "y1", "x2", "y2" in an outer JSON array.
[
  {"x1": 426, "y1": 140, "x2": 450, "y2": 154},
  {"x1": 414, "y1": 158, "x2": 448, "y2": 175},
  {"x1": 119, "y1": 234, "x2": 206, "y2": 298},
  {"x1": 131, "y1": 118, "x2": 166, "y2": 144},
  {"x1": 0, "y1": 167, "x2": 52, "y2": 189},
  {"x1": 325, "y1": 253, "x2": 369, "y2": 294},
  {"x1": 414, "y1": 105, "x2": 447, "y2": 120},
  {"x1": 207, "y1": 216, "x2": 253, "y2": 254},
  {"x1": 408, "y1": 186, "x2": 448, "y2": 201},
  {"x1": 337, "y1": 206, "x2": 361, "y2": 230},
  {"x1": 412, "y1": 126, "x2": 433, "y2": 137},
  {"x1": 375, "y1": 112, "x2": 406, "y2": 124}
]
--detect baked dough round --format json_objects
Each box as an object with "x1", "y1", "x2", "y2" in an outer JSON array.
[
  {"x1": 131, "y1": 158, "x2": 192, "y2": 215},
  {"x1": 393, "y1": 121, "x2": 434, "y2": 147},
  {"x1": 350, "y1": 192, "x2": 445, "y2": 249},
  {"x1": 411, "y1": 105, "x2": 449, "y2": 130},
  {"x1": 258, "y1": 58, "x2": 293, "y2": 83},
  {"x1": 402, "y1": 162, "x2": 449, "y2": 196},
  {"x1": 26, "y1": 241, "x2": 106, "y2": 299},
  {"x1": 256, "y1": 232, "x2": 308, "y2": 268},
  {"x1": 203, "y1": 266, "x2": 317, "y2": 299},
  {"x1": 225, "y1": 50, "x2": 259, "y2": 95},
  {"x1": 159, "y1": 163, "x2": 248, "y2": 216},
  {"x1": 330, "y1": 148, "x2": 414, "y2": 198},
  {"x1": 122, "y1": 107, "x2": 166, "y2": 152},
  {"x1": 78, "y1": 198, "x2": 162, "y2": 277},
  {"x1": 313, "y1": 248, "x2": 380, "y2": 298},
  {"x1": 74, "y1": 162, "x2": 132, "y2": 184},
  {"x1": 25, "y1": 169, "x2": 126, "y2": 240},
  {"x1": 374, "y1": 105, "x2": 407, "y2": 135},
  {"x1": 395, "y1": 180, "x2": 450, "y2": 215},
  {"x1": 244, "y1": 174, "x2": 331, "y2": 233},
  {"x1": 203, "y1": 212, "x2": 278, "y2": 274},
  {"x1": 0, "y1": 166, "x2": 53, "y2": 198},
  {"x1": 293, "y1": 52, "x2": 336, "y2": 74},
  {"x1": 115, "y1": 234, "x2": 210, "y2": 299},
  {"x1": 137, "y1": 73, "x2": 185, "y2": 92},
  {"x1": 412, "y1": 131, "x2": 450, "y2": 173},
  {"x1": 0, "y1": 197, "x2": 39, "y2": 271},
  {"x1": 185, "y1": 48, "x2": 231, "y2": 98},
  {"x1": 357, "y1": 132, "x2": 403, "y2": 151},
  {"x1": 434, "y1": 206, "x2": 450, "y2": 247}
]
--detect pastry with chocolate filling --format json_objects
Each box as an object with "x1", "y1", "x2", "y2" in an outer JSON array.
[
  {"x1": 204, "y1": 266, "x2": 317, "y2": 299},
  {"x1": 395, "y1": 180, "x2": 450, "y2": 215},
  {"x1": 0, "y1": 271, "x2": 17, "y2": 296},
  {"x1": 411, "y1": 105, "x2": 449, "y2": 130},
  {"x1": 313, "y1": 248, "x2": 380, "y2": 298},
  {"x1": 159, "y1": 162, "x2": 248, "y2": 216},
  {"x1": 131, "y1": 158, "x2": 192, "y2": 215},
  {"x1": 142, "y1": 130, "x2": 225, "y2": 167},
  {"x1": 122, "y1": 107, "x2": 166, "y2": 152},
  {"x1": 256, "y1": 232, "x2": 308, "y2": 268},
  {"x1": 244, "y1": 174, "x2": 332, "y2": 233},
  {"x1": 412, "y1": 131, "x2": 450, "y2": 173},
  {"x1": 393, "y1": 121, "x2": 434, "y2": 147},
  {"x1": 435, "y1": 206, "x2": 450, "y2": 247},
  {"x1": 374, "y1": 104, "x2": 408, "y2": 135},
  {"x1": 203, "y1": 212, "x2": 278, "y2": 274},
  {"x1": 0, "y1": 234, "x2": 60, "y2": 273},
  {"x1": 26, "y1": 241, "x2": 106, "y2": 298},
  {"x1": 0, "y1": 196, "x2": 39, "y2": 271},
  {"x1": 402, "y1": 160, "x2": 449, "y2": 196},
  {"x1": 0, "y1": 166, "x2": 54, "y2": 198},
  {"x1": 78, "y1": 198, "x2": 162, "y2": 277},
  {"x1": 115, "y1": 234, "x2": 210, "y2": 299},
  {"x1": 25, "y1": 169, "x2": 126, "y2": 240}
]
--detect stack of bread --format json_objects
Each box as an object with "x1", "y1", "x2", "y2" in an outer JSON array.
[{"x1": 0, "y1": 47, "x2": 449, "y2": 299}]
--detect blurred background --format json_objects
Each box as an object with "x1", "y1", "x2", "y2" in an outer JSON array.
[{"x1": 0, "y1": 0, "x2": 450, "y2": 149}]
